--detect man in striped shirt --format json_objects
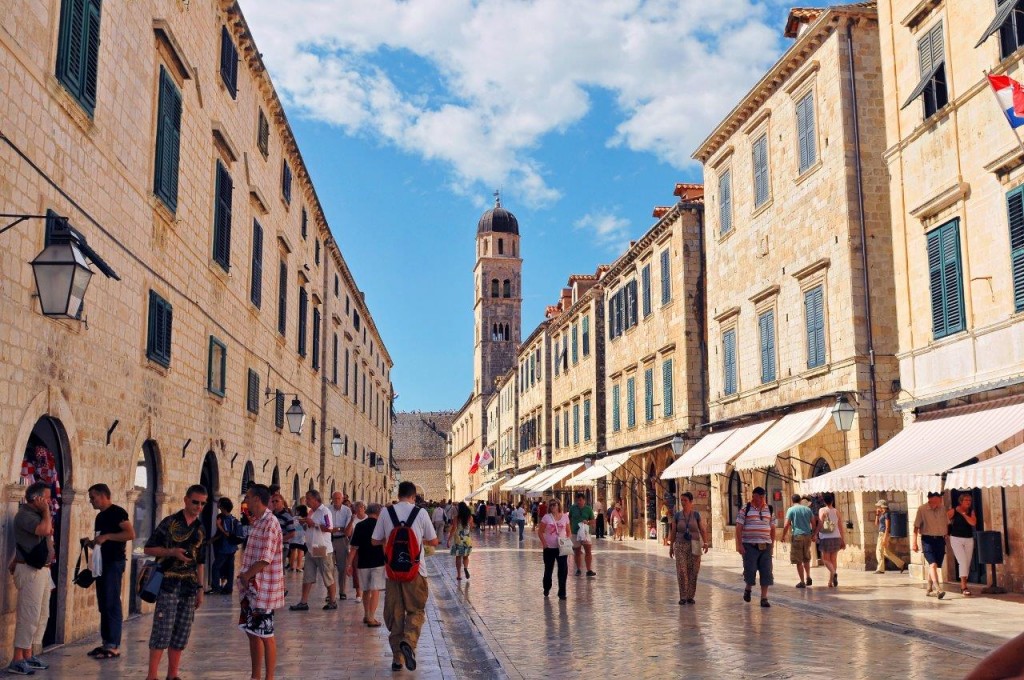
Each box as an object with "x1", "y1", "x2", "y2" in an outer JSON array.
[{"x1": 735, "y1": 487, "x2": 777, "y2": 608}]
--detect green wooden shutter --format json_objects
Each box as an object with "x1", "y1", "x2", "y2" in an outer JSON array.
[
  {"x1": 805, "y1": 286, "x2": 825, "y2": 368},
  {"x1": 753, "y1": 136, "x2": 769, "y2": 207},
  {"x1": 797, "y1": 93, "x2": 816, "y2": 172},
  {"x1": 583, "y1": 399, "x2": 591, "y2": 441},
  {"x1": 723, "y1": 329, "x2": 737, "y2": 395},
  {"x1": 220, "y1": 26, "x2": 238, "y2": 98},
  {"x1": 626, "y1": 377, "x2": 636, "y2": 428},
  {"x1": 57, "y1": 0, "x2": 86, "y2": 97},
  {"x1": 928, "y1": 220, "x2": 964, "y2": 338},
  {"x1": 154, "y1": 67, "x2": 182, "y2": 211},
  {"x1": 298, "y1": 287, "x2": 308, "y2": 357},
  {"x1": 612, "y1": 384, "x2": 621, "y2": 432},
  {"x1": 82, "y1": 0, "x2": 100, "y2": 110},
  {"x1": 582, "y1": 316, "x2": 590, "y2": 355},
  {"x1": 275, "y1": 391, "x2": 285, "y2": 429},
  {"x1": 662, "y1": 359, "x2": 674, "y2": 417},
  {"x1": 641, "y1": 264, "x2": 652, "y2": 317},
  {"x1": 644, "y1": 367, "x2": 654, "y2": 421},
  {"x1": 247, "y1": 369, "x2": 260, "y2": 414},
  {"x1": 759, "y1": 310, "x2": 776, "y2": 383},
  {"x1": 213, "y1": 161, "x2": 233, "y2": 269},
  {"x1": 1009, "y1": 187, "x2": 1024, "y2": 311},
  {"x1": 573, "y1": 403, "x2": 580, "y2": 444},
  {"x1": 251, "y1": 220, "x2": 263, "y2": 307},
  {"x1": 571, "y1": 324, "x2": 578, "y2": 364},
  {"x1": 660, "y1": 249, "x2": 671, "y2": 304},
  {"x1": 719, "y1": 170, "x2": 732, "y2": 234}
]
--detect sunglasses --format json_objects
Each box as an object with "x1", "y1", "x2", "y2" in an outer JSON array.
[{"x1": 189, "y1": 499, "x2": 207, "y2": 507}]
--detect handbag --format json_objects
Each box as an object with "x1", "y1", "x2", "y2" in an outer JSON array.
[
  {"x1": 72, "y1": 545, "x2": 94, "y2": 589},
  {"x1": 138, "y1": 561, "x2": 164, "y2": 603},
  {"x1": 18, "y1": 540, "x2": 49, "y2": 570},
  {"x1": 690, "y1": 538, "x2": 703, "y2": 554},
  {"x1": 557, "y1": 537, "x2": 573, "y2": 557}
]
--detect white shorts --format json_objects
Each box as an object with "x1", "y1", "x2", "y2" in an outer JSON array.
[{"x1": 358, "y1": 566, "x2": 386, "y2": 591}]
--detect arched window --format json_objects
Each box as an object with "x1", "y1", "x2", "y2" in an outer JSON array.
[
  {"x1": 504, "y1": 323, "x2": 510, "y2": 341},
  {"x1": 513, "y1": 242, "x2": 517, "y2": 257},
  {"x1": 503, "y1": 279, "x2": 511, "y2": 298},
  {"x1": 498, "y1": 238, "x2": 504, "y2": 255},
  {"x1": 491, "y1": 279, "x2": 499, "y2": 297},
  {"x1": 811, "y1": 458, "x2": 831, "y2": 478},
  {"x1": 728, "y1": 470, "x2": 743, "y2": 525}
]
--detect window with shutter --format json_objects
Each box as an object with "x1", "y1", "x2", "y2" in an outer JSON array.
[
  {"x1": 312, "y1": 307, "x2": 321, "y2": 370},
  {"x1": 275, "y1": 390, "x2": 285, "y2": 429},
  {"x1": 250, "y1": 220, "x2": 263, "y2": 308},
  {"x1": 660, "y1": 249, "x2": 672, "y2": 304},
  {"x1": 612, "y1": 384, "x2": 621, "y2": 432},
  {"x1": 56, "y1": 0, "x2": 102, "y2": 115},
  {"x1": 315, "y1": 239, "x2": 320, "y2": 266},
  {"x1": 301, "y1": 208, "x2": 308, "y2": 240},
  {"x1": 753, "y1": 135, "x2": 770, "y2": 207},
  {"x1": 282, "y1": 162, "x2": 292, "y2": 205},
  {"x1": 719, "y1": 170, "x2": 733, "y2": 235},
  {"x1": 723, "y1": 329, "x2": 737, "y2": 395},
  {"x1": 1008, "y1": 187, "x2": 1024, "y2": 311},
  {"x1": 208, "y1": 337, "x2": 227, "y2": 397},
  {"x1": 759, "y1": 310, "x2": 776, "y2": 384},
  {"x1": 298, "y1": 288, "x2": 308, "y2": 357},
  {"x1": 573, "y1": 403, "x2": 580, "y2": 445},
  {"x1": 796, "y1": 92, "x2": 817, "y2": 173},
  {"x1": 641, "y1": 264, "x2": 652, "y2": 317},
  {"x1": 332, "y1": 332, "x2": 339, "y2": 384},
  {"x1": 805, "y1": 286, "x2": 826, "y2": 368},
  {"x1": 246, "y1": 369, "x2": 260, "y2": 415},
  {"x1": 563, "y1": 411, "x2": 569, "y2": 446},
  {"x1": 153, "y1": 67, "x2": 182, "y2": 212},
  {"x1": 662, "y1": 359, "x2": 674, "y2": 417},
  {"x1": 626, "y1": 377, "x2": 636, "y2": 428},
  {"x1": 571, "y1": 324, "x2": 579, "y2": 364},
  {"x1": 644, "y1": 367, "x2": 654, "y2": 422},
  {"x1": 997, "y1": 0, "x2": 1024, "y2": 59},
  {"x1": 344, "y1": 348, "x2": 350, "y2": 395},
  {"x1": 146, "y1": 291, "x2": 173, "y2": 368},
  {"x1": 554, "y1": 413, "x2": 560, "y2": 449},
  {"x1": 277, "y1": 261, "x2": 287, "y2": 335},
  {"x1": 927, "y1": 220, "x2": 965, "y2": 339},
  {"x1": 582, "y1": 316, "x2": 590, "y2": 356},
  {"x1": 553, "y1": 339, "x2": 560, "y2": 376},
  {"x1": 220, "y1": 26, "x2": 238, "y2": 98},
  {"x1": 583, "y1": 399, "x2": 591, "y2": 441},
  {"x1": 213, "y1": 161, "x2": 233, "y2": 270},
  {"x1": 904, "y1": 23, "x2": 948, "y2": 117},
  {"x1": 257, "y1": 109, "x2": 269, "y2": 157},
  {"x1": 627, "y1": 280, "x2": 639, "y2": 328}
]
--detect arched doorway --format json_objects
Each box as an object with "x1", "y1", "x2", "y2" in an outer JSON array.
[
  {"x1": 727, "y1": 470, "x2": 743, "y2": 525},
  {"x1": 292, "y1": 475, "x2": 301, "y2": 507},
  {"x1": 21, "y1": 416, "x2": 68, "y2": 646},
  {"x1": 200, "y1": 452, "x2": 219, "y2": 589},
  {"x1": 130, "y1": 441, "x2": 160, "y2": 615},
  {"x1": 271, "y1": 465, "x2": 281, "y2": 490},
  {"x1": 242, "y1": 461, "x2": 255, "y2": 497}
]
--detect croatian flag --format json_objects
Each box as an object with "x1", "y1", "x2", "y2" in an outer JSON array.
[
  {"x1": 479, "y1": 449, "x2": 493, "y2": 467},
  {"x1": 988, "y1": 74, "x2": 1024, "y2": 129},
  {"x1": 468, "y1": 453, "x2": 480, "y2": 475}
]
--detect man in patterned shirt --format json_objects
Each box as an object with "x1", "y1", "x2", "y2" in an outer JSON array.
[
  {"x1": 735, "y1": 486, "x2": 777, "y2": 608},
  {"x1": 237, "y1": 484, "x2": 284, "y2": 680}
]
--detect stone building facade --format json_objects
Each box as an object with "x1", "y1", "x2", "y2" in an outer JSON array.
[
  {"x1": 601, "y1": 185, "x2": 707, "y2": 539},
  {"x1": 392, "y1": 412, "x2": 454, "y2": 501},
  {"x1": 873, "y1": 0, "x2": 1024, "y2": 590},
  {"x1": 515, "y1": 322, "x2": 552, "y2": 477},
  {"x1": 0, "y1": 0, "x2": 392, "y2": 656},
  {"x1": 692, "y1": 4, "x2": 900, "y2": 567}
]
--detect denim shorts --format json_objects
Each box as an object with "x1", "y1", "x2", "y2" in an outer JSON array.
[{"x1": 921, "y1": 535, "x2": 946, "y2": 567}]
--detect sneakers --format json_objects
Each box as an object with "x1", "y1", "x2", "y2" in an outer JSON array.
[
  {"x1": 339, "y1": 593, "x2": 347, "y2": 600},
  {"x1": 399, "y1": 641, "x2": 417, "y2": 671},
  {"x1": 289, "y1": 602, "x2": 310, "y2": 611},
  {"x1": 586, "y1": 570, "x2": 597, "y2": 578},
  {"x1": 743, "y1": 589, "x2": 752, "y2": 603},
  {"x1": 23, "y1": 659, "x2": 46, "y2": 671},
  {"x1": 937, "y1": 590, "x2": 946, "y2": 599},
  {"x1": 796, "y1": 582, "x2": 806, "y2": 589},
  {"x1": 760, "y1": 598, "x2": 771, "y2": 608},
  {"x1": 6, "y1": 661, "x2": 34, "y2": 675},
  {"x1": 323, "y1": 601, "x2": 338, "y2": 610},
  {"x1": 575, "y1": 569, "x2": 582, "y2": 576},
  {"x1": 355, "y1": 596, "x2": 363, "y2": 603},
  {"x1": 805, "y1": 577, "x2": 813, "y2": 586}
]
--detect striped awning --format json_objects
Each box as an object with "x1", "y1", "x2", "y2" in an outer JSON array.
[
  {"x1": 661, "y1": 430, "x2": 736, "y2": 479},
  {"x1": 802, "y1": 400, "x2": 1024, "y2": 494},
  {"x1": 523, "y1": 463, "x2": 583, "y2": 496},
  {"x1": 732, "y1": 407, "x2": 833, "y2": 471},
  {"x1": 946, "y1": 443, "x2": 1024, "y2": 489},
  {"x1": 500, "y1": 470, "x2": 539, "y2": 491},
  {"x1": 691, "y1": 420, "x2": 777, "y2": 477}
]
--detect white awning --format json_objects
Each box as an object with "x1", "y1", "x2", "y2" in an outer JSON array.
[
  {"x1": 506, "y1": 469, "x2": 549, "y2": 494},
  {"x1": 567, "y1": 452, "x2": 631, "y2": 485},
  {"x1": 802, "y1": 401, "x2": 1024, "y2": 494},
  {"x1": 499, "y1": 470, "x2": 538, "y2": 491},
  {"x1": 464, "y1": 476, "x2": 505, "y2": 501},
  {"x1": 661, "y1": 430, "x2": 736, "y2": 479},
  {"x1": 944, "y1": 442, "x2": 1024, "y2": 490},
  {"x1": 524, "y1": 463, "x2": 583, "y2": 496},
  {"x1": 691, "y1": 420, "x2": 777, "y2": 477},
  {"x1": 732, "y1": 407, "x2": 833, "y2": 471}
]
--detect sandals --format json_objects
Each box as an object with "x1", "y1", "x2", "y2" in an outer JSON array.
[
  {"x1": 962, "y1": 588, "x2": 972, "y2": 596},
  {"x1": 87, "y1": 647, "x2": 106, "y2": 657},
  {"x1": 367, "y1": 620, "x2": 382, "y2": 627},
  {"x1": 88, "y1": 647, "x2": 119, "y2": 659}
]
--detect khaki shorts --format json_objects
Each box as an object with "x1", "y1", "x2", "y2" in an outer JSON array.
[
  {"x1": 571, "y1": 538, "x2": 592, "y2": 550},
  {"x1": 790, "y1": 535, "x2": 813, "y2": 564},
  {"x1": 358, "y1": 566, "x2": 386, "y2": 591},
  {"x1": 303, "y1": 552, "x2": 337, "y2": 587}
]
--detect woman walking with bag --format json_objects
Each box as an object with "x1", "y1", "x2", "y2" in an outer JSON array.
[
  {"x1": 538, "y1": 499, "x2": 571, "y2": 599},
  {"x1": 668, "y1": 492, "x2": 709, "y2": 605},
  {"x1": 948, "y1": 492, "x2": 977, "y2": 596},
  {"x1": 447, "y1": 503, "x2": 473, "y2": 581},
  {"x1": 815, "y1": 492, "x2": 846, "y2": 587}
]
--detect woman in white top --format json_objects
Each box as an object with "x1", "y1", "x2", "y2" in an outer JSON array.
[
  {"x1": 511, "y1": 503, "x2": 527, "y2": 542},
  {"x1": 537, "y1": 500, "x2": 571, "y2": 599},
  {"x1": 814, "y1": 492, "x2": 846, "y2": 588}
]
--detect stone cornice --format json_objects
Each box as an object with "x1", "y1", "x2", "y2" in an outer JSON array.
[
  {"x1": 548, "y1": 287, "x2": 602, "y2": 334},
  {"x1": 602, "y1": 198, "x2": 703, "y2": 284}
]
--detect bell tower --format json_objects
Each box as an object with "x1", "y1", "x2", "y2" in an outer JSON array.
[{"x1": 473, "y1": 192, "x2": 522, "y2": 398}]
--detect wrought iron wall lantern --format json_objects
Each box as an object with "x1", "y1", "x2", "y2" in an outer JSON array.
[{"x1": 263, "y1": 387, "x2": 306, "y2": 435}]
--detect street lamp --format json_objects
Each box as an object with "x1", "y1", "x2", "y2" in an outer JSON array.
[
  {"x1": 375, "y1": 456, "x2": 385, "y2": 474},
  {"x1": 331, "y1": 429, "x2": 343, "y2": 457},
  {"x1": 584, "y1": 457, "x2": 592, "y2": 468},
  {"x1": 670, "y1": 434, "x2": 685, "y2": 458},
  {"x1": 285, "y1": 398, "x2": 306, "y2": 434},
  {"x1": 31, "y1": 239, "x2": 94, "y2": 318},
  {"x1": 832, "y1": 395, "x2": 856, "y2": 432}
]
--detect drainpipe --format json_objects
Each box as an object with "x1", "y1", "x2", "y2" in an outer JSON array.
[
  {"x1": 847, "y1": 20, "x2": 880, "y2": 451},
  {"x1": 319, "y1": 250, "x2": 331, "y2": 490}
]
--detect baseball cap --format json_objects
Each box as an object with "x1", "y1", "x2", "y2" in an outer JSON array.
[
  {"x1": 752, "y1": 487, "x2": 766, "y2": 496},
  {"x1": 875, "y1": 499, "x2": 889, "y2": 508},
  {"x1": 927, "y1": 491, "x2": 942, "y2": 498}
]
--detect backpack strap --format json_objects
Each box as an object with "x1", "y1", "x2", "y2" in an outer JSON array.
[
  {"x1": 387, "y1": 505, "x2": 401, "y2": 529},
  {"x1": 405, "y1": 506, "x2": 421, "y2": 527}
]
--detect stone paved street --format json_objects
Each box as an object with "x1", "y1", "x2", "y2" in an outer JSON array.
[{"x1": 28, "y1": 529, "x2": 1022, "y2": 679}]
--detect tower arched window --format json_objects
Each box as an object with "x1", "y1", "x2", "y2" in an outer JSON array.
[
  {"x1": 513, "y1": 242, "x2": 517, "y2": 257},
  {"x1": 498, "y1": 238, "x2": 504, "y2": 255},
  {"x1": 503, "y1": 280, "x2": 511, "y2": 298},
  {"x1": 491, "y1": 279, "x2": 499, "y2": 298},
  {"x1": 504, "y1": 323, "x2": 510, "y2": 341}
]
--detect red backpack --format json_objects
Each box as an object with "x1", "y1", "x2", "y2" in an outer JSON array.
[{"x1": 384, "y1": 506, "x2": 422, "y2": 582}]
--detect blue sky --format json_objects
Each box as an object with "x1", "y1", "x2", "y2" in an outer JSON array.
[{"x1": 243, "y1": 0, "x2": 825, "y2": 411}]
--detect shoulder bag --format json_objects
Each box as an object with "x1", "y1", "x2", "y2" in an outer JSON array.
[
  {"x1": 557, "y1": 537, "x2": 573, "y2": 557},
  {"x1": 72, "y1": 545, "x2": 94, "y2": 588},
  {"x1": 138, "y1": 561, "x2": 164, "y2": 603}
]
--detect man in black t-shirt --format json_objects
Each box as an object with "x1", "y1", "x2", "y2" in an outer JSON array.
[
  {"x1": 347, "y1": 503, "x2": 386, "y2": 627},
  {"x1": 83, "y1": 483, "x2": 134, "y2": 659}
]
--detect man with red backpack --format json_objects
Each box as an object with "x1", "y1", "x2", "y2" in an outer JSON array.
[{"x1": 371, "y1": 481, "x2": 439, "y2": 672}]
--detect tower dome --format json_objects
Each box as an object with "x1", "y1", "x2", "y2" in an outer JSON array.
[{"x1": 477, "y1": 193, "x2": 519, "y2": 235}]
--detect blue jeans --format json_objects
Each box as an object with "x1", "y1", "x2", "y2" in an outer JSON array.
[
  {"x1": 212, "y1": 550, "x2": 235, "y2": 592},
  {"x1": 96, "y1": 559, "x2": 125, "y2": 648},
  {"x1": 515, "y1": 520, "x2": 525, "y2": 541}
]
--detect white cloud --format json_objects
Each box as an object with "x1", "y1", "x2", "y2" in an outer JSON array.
[
  {"x1": 574, "y1": 210, "x2": 632, "y2": 252},
  {"x1": 242, "y1": 0, "x2": 785, "y2": 206}
]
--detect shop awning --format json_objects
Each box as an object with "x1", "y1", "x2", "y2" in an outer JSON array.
[
  {"x1": 566, "y1": 452, "x2": 630, "y2": 485},
  {"x1": 499, "y1": 470, "x2": 538, "y2": 491},
  {"x1": 661, "y1": 430, "x2": 736, "y2": 479},
  {"x1": 943, "y1": 442, "x2": 1024, "y2": 489},
  {"x1": 732, "y1": 406, "x2": 833, "y2": 471},
  {"x1": 464, "y1": 476, "x2": 505, "y2": 501},
  {"x1": 691, "y1": 420, "x2": 777, "y2": 477},
  {"x1": 505, "y1": 469, "x2": 548, "y2": 494},
  {"x1": 524, "y1": 463, "x2": 583, "y2": 496},
  {"x1": 802, "y1": 400, "x2": 1024, "y2": 494}
]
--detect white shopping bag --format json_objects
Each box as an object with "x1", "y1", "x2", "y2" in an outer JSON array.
[
  {"x1": 576, "y1": 524, "x2": 592, "y2": 544},
  {"x1": 89, "y1": 543, "x2": 103, "y2": 578}
]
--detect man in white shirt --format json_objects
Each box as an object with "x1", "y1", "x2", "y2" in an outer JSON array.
[
  {"x1": 372, "y1": 481, "x2": 439, "y2": 672},
  {"x1": 289, "y1": 490, "x2": 338, "y2": 611},
  {"x1": 430, "y1": 504, "x2": 445, "y2": 541},
  {"x1": 329, "y1": 492, "x2": 353, "y2": 600}
]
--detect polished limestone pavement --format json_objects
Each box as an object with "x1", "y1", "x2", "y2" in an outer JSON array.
[{"x1": 25, "y1": 529, "x2": 1018, "y2": 679}]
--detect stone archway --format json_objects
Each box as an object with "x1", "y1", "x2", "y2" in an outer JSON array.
[{"x1": 200, "y1": 452, "x2": 219, "y2": 589}]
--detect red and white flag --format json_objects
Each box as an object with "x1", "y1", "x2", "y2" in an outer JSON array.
[
  {"x1": 468, "y1": 452, "x2": 480, "y2": 475},
  {"x1": 988, "y1": 74, "x2": 1024, "y2": 129},
  {"x1": 479, "y1": 449, "x2": 493, "y2": 467}
]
